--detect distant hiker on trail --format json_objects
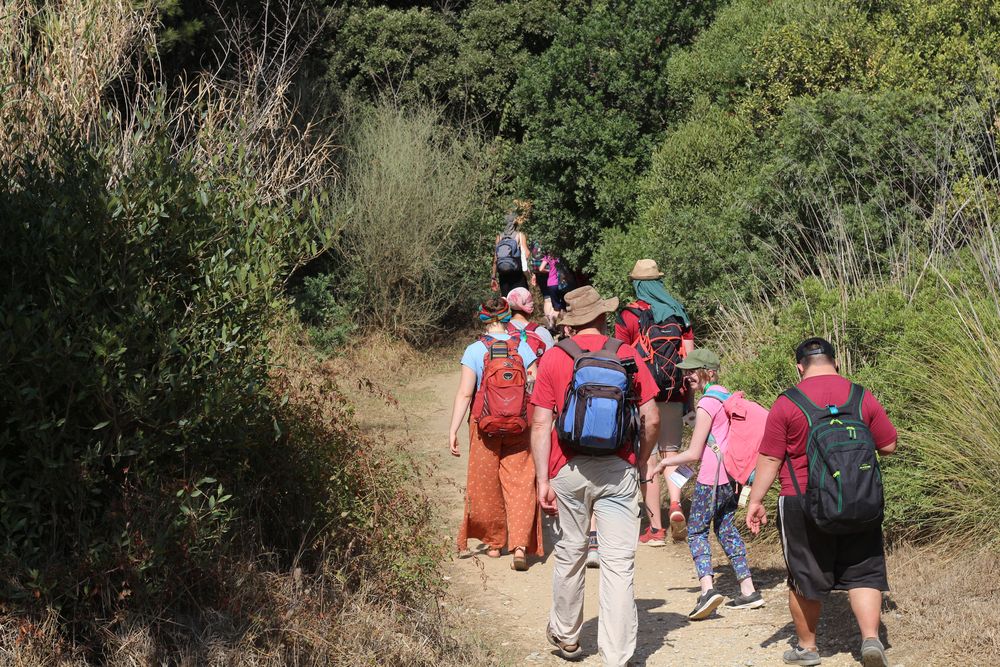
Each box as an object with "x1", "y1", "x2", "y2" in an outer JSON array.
[
  {"x1": 615, "y1": 259, "x2": 694, "y2": 546},
  {"x1": 449, "y1": 297, "x2": 544, "y2": 571},
  {"x1": 529, "y1": 286, "x2": 661, "y2": 667},
  {"x1": 746, "y1": 338, "x2": 898, "y2": 667},
  {"x1": 651, "y1": 348, "x2": 764, "y2": 620},
  {"x1": 506, "y1": 287, "x2": 554, "y2": 355},
  {"x1": 493, "y1": 212, "x2": 531, "y2": 297},
  {"x1": 538, "y1": 252, "x2": 572, "y2": 325}
]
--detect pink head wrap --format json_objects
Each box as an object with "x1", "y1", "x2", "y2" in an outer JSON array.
[{"x1": 506, "y1": 287, "x2": 534, "y2": 315}]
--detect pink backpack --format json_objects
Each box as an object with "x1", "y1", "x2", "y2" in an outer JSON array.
[{"x1": 704, "y1": 389, "x2": 769, "y2": 485}]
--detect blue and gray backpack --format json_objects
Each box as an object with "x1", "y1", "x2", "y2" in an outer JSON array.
[{"x1": 555, "y1": 338, "x2": 639, "y2": 456}]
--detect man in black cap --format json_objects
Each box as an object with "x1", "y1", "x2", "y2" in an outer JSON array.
[{"x1": 746, "y1": 337, "x2": 899, "y2": 667}]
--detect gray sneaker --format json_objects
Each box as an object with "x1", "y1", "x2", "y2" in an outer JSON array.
[
  {"x1": 688, "y1": 589, "x2": 724, "y2": 620},
  {"x1": 861, "y1": 637, "x2": 889, "y2": 667},
  {"x1": 782, "y1": 645, "x2": 821, "y2": 666}
]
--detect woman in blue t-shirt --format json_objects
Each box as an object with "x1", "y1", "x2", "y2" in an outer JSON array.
[{"x1": 447, "y1": 297, "x2": 542, "y2": 570}]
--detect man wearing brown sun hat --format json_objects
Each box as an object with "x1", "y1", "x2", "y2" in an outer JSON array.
[{"x1": 530, "y1": 286, "x2": 661, "y2": 667}]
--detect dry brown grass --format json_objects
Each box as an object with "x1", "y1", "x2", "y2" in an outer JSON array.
[
  {"x1": 886, "y1": 545, "x2": 1000, "y2": 662},
  {"x1": 0, "y1": 578, "x2": 500, "y2": 666},
  {"x1": 0, "y1": 0, "x2": 155, "y2": 162}
]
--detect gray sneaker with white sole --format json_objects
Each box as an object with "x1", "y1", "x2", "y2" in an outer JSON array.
[
  {"x1": 782, "y1": 645, "x2": 821, "y2": 666},
  {"x1": 861, "y1": 637, "x2": 889, "y2": 667}
]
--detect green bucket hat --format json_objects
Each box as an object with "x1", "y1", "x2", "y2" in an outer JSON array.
[{"x1": 676, "y1": 348, "x2": 721, "y2": 372}]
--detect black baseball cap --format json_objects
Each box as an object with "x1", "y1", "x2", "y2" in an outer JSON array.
[{"x1": 795, "y1": 336, "x2": 836, "y2": 363}]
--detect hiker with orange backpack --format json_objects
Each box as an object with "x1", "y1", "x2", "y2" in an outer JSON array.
[
  {"x1": 651, "y1": 348, "x2": 765, "y2": 619},
  {"x1": 449, "y1": 297, "x2": 544, "y2": 570},
  {"x1": 506, "y1": 287, "x2": 554, "y2": 356},
  {"x1": 615, "y1": 259, "x2": 694, "y2": 545}
]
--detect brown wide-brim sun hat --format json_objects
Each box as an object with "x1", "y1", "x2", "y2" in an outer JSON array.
[
  {"x1": 559, "y1": 286, "x2": 620, "y2": 327},
  {"x1": 629, "y1": 258, "x2": 664, "y2": 280}
]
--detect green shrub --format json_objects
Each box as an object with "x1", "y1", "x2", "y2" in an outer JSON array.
[
  {"x1": 0, "y1": 110, "x2": 326, "y2": 608},
  {"x1": 507, "y1": 0, "x2": 720, "y2": 269},
  {"x1": 295, "y1": 274, "x2": 356, "y2": 354}
]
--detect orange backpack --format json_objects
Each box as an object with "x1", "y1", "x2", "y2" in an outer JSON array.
[{"x1": 472, "y1": 336, "x2": 529, "y2": 436}]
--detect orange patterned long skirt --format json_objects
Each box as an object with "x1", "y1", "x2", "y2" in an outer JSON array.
[{"x1": 457, "y1": 424, "x2": 544, "y2": 556}]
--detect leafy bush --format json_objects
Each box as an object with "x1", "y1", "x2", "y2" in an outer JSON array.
[
  {"x1": 0, "y1": 4, "x2": 462, "y2": 660},
  {"x1": 295, "y1": 274, "x2": 356, "y2": 354},
  {"x1": 507, "y1": 0, "x2": 720, "y2": 268}
]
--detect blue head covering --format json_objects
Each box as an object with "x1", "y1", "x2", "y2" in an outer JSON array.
[{"x1": 633, "y1": 280, "x2": 690, "y2": 327}]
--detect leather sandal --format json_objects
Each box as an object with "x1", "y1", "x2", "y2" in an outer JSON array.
[
  {"x1": 511, "y1": 547, "x2": 528, "y2": 571},
  {"x1": 546, "y1": 625, "x2": 582, "y2": 660}
]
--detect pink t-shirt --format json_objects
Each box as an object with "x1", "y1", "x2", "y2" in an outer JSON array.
[
  {"x1": 544, "y1": 256, "x2": 560, "y2": 287},
  {"x1": 696, "y1": 385, "x2": 732, "y2": 486}
]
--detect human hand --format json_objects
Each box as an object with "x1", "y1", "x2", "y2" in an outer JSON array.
[
  {"x1": 449, "y1": 431, "x2": 461, "y2": 457},
  {"x1": 491, "y1": 277, "x2": 499, "y2": 292},
  {"x1": 746, "y1": 501, "x2": 767, "y2": 534},
  {"x1": 538, "y1": 480, "x2": 558, "y2": 515}
]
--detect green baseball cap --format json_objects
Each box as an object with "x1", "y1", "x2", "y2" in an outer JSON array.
[{"x1": 676, "y1": 348, "x2": 721, "y2": 371}]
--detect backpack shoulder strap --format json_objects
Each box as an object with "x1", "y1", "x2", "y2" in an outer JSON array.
[
  {"x1": 702, "y1": 389, "x2": 731, "y2": 404},
  {"x1": 603, "y1": 337, "x2": 624, "y2": 355},
  {"x1": 555, "y1": 337, "x2": 585, "y2": 361},
  {"x1": 781, "y1": 386, "x2": 825, "y2": 426},
  {"x1": 844, "y1": 383, "x2": 866, "y2": 417},
  {"x1": 525, "y1": 322, "x2": 539, "y2": 332}
]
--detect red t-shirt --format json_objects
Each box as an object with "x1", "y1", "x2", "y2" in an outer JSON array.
[
  {"x1": 614, "y1": 301, "x2": 694, "y2": 404},
  {"x1": 759, "y1": 374, "x2": 898, "y2": 496},
  {"x1": 530, "y1": 334, "x2": 659, "y2": 480}
]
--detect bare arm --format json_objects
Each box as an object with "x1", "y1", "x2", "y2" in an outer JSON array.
[
  {"x1": 519, "y1": 232, "x2": 531, "y2": 275},
  {"x1": 877, "y1": 439, "x2": 897, "y2": 455},
  {"x1": 683, "y1": 338, "x2": 695, "y2": 356},
  {"x1": 447, "y1": 366, "x2": 477, "y2": 456},
  {"x1": 658, "y1": 407, "x2": 711, "y2": 469},
  {"x1": 531, "y1": 406, "x2": 558, "y2": 515},
  {"x1": 745, "y1": 453, "x2": 782, "y2": 534}
]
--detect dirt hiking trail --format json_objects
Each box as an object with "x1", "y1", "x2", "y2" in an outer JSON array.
[{"x1": 354, "y1": 357, "x2": 920, "y2": 667}]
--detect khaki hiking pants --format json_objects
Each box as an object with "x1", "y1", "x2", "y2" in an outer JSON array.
[{"x1": 549, "y1": 455, "x2": 641, "y2": 667}]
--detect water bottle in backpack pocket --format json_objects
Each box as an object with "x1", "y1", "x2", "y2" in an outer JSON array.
[
  {"x1": 783, "y1": 384, "x2": 884, "y2": 535},
  {"x1": 555, "y1": 338, "x2": 638, "y2": 456}
]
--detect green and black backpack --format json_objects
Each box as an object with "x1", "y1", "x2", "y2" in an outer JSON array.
[{"x1": 783, "y1": 383, "x2": 884, "y2": 535}]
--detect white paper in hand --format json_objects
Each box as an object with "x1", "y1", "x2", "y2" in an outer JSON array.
[{"x1": 668, "y1": 465, "x2": 695, "y2": 489}]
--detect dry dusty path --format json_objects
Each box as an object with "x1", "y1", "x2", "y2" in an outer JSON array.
[{"x1": 355, "y1": 359, "x2": 915, "y2": 667}]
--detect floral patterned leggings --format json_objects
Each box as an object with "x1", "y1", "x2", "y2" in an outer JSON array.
[{"x1": 687, "y1": 481, "x2": 751, "y2": 581}]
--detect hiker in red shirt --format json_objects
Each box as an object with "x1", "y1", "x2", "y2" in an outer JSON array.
[
  {"x1": 746, "y1": 338, "x2": 898, "y2": 667},
  {"x1": 530, "y1": 286, "x2": 660, "y2": 667},
  {"x1": 615, "y1": 259, "x2": 694, "y2": 545}
]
